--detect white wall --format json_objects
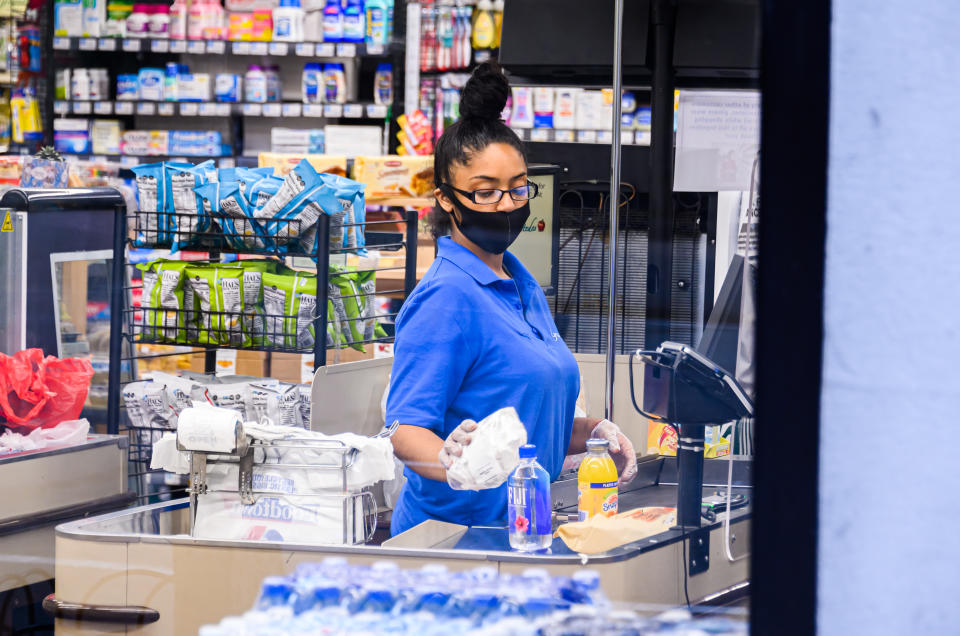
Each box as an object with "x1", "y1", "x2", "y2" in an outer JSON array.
[{"x1": 819, "y1": 2, "x2": 960, "y2": 633}]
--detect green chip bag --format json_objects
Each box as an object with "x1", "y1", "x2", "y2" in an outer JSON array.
[
  {"x1": 185, "y1": 264, "x2": 244, "y2": 346},
  {"x1": 355, "y1": 270, "x2": 388, "y2": 342},
  {"x1": 138, "y1": 259, "x2": 192, "y2": 343},
  {"x1": 329, "y1": 267, "x2": 365, "y2": 352},
  {"x1": 262, "y1": 271, "x2": 342, "y2": 350},
  {"x1": 238, "y1": 259, "x2": 284, "y2": 347}
]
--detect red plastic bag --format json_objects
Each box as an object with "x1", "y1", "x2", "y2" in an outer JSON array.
[{"x1": 0, "y1": 349, "x2": 94, "y2": 432}]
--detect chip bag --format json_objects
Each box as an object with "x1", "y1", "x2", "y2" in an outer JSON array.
[
  {"x1": 132, "y1": 162, "x2": 165, "y2": 245},
  {"x1": 329, "y1": 267, "x2": 367, "y2": 352},
  {"x1": 138, "y1": 259, "x2": 193, "y2": 343},
  {"x1": 185, "y1": 264, "x2": 244, "y2": 346},
  {"x1": 238, "y1": 259, "x2": 284, "y2": 347}
]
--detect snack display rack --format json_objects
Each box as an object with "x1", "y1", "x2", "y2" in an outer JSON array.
[{"x1": 106, "y1": 204, "x2": 419, "y2": 502}]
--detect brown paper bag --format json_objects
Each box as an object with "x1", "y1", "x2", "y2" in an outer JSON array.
[{"x1": 556, "y1": 507, "x2": 677, "y2": 554}]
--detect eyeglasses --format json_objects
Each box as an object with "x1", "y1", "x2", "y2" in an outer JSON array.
[{"x1": 441, "y1": 182, "x2": 540, "y2": 205}]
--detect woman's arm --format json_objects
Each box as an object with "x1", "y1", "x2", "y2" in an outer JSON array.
[
  {"x1": 391, "y1": 424, "x2": 448, "y2": 482},
  {"x1": 568, "y1": 416, "x2": 603, "y2": 455}
]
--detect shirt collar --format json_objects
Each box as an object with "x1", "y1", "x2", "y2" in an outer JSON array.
[{"x1": 437, "y1": 236, "x2": 539, "y2": 289}]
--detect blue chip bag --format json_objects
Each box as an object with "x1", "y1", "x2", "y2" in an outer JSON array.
[
  {"x1": 267, "y1": 183, "x2": 343, "y2": 254},
  {"x1": 131, "y1": 162, "x2": 166, "y2": 246},
  {"x1": 164, "y1": 160, "x2": 216, "y2": 252},
  {"x1": 218, "y1": 182, "x2": 269, "y2": 251},
  {"x1": 319, "y1": 172, "x2": 367, "y2": 252},
  {"x1": 249, "y1": 176, "x2": 284, "y2": 212},
  {"x1": 254, "y1": 159, "x2": 322, "y2": 222}
]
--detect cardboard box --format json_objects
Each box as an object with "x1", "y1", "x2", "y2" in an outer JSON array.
[
  {"x1": 188, "y1": 350, "x2": 268, "y2": 378},
  {"x1": 353, "y1": 155, "x2": 434, "y2": 200},
  {"x1": 257, "y1": 153, "x2": 348, "y2": 177},
  {"x1": 271, "y1": 349, "x2": 375, "y2": 384},
  {"x1": 647, "y1": 421, "x2": 731, "y2": 458}
]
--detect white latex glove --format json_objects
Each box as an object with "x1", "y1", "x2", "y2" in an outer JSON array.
[
  {"x1": 591, "y1": 419, "x2": 638, "y2": 485},
  {"x1": 438, "y1": 419, "x2": 478, "y2": 470}
]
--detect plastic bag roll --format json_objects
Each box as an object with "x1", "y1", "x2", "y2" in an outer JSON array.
[{"x1": 176, "y1": 406, "x2": 244, "y2": 453}]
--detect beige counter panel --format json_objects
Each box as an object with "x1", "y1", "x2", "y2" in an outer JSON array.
[{"x1": 0, "y1": 524, "x2": 56, "y2": 594}]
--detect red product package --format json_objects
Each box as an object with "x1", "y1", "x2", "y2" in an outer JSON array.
[{"x1": 0, "y1": 349, "x2": 94, "y2": 432}]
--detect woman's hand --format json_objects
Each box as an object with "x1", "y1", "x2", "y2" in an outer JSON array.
[
  {"x1": 438, "y1": 419, "x2": 478, "y2": 469},
  {"x1": 591, "y1": 419, "x2": 638, "y2": 484}
]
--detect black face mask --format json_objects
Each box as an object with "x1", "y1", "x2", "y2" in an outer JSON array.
[{"x1": 445, "y1": 192, "x2": 531, "y2": 255}]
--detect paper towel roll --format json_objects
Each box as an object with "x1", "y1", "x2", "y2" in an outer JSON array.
[{"x1": 177, "y1": 406, "x2": 244, "y2": 453}]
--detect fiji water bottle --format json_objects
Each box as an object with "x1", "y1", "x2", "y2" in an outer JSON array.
[{"x1": 508, "y1": 444, "x2": 552, "y2": 551}]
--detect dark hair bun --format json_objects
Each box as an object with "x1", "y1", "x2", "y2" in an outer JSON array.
[{"x1": 458, "y1": 61, "x2": 510, "y2": 121}]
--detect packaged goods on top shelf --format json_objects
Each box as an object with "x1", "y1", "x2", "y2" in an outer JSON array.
[
  {"x1": 395, "y1": 109, "x2": 433, "y2": 155},
  {"x1": 131, "y1": 158, "x2": 367, "y2": 256},
  {"x1": 53, "y1": 0, "x2": 394, "y2": 44},
  {"x1": 131, "y1": 258, "x2": 387, "y2": 352},
  {"x1": 419, "y1": 0, "x2": 487, "y2": 72}
]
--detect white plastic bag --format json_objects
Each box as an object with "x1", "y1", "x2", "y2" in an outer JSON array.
[
  {"x1": 0, "y1": 418, "x2": 90, "y2": 453},
  {"x1": 445, "y1": 407, "x2": 528, "y2": 491}
]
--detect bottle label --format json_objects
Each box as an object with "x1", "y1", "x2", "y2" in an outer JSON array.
[
  {"x1": 577, "y1": 481, "x2": 618, "y2": 522},
  {"x1": 508, "y1": 479, "x2": 550, "y2": 536}
]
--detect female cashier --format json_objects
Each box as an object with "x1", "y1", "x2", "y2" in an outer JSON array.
[{"x1": 385, "y1": 63, "x2": 638, "y2": 536}]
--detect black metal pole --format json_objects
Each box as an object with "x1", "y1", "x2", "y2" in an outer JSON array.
[
  {"x1": 314, "y1": 214, "x2": 331, "y2": 370},
  {"x1": 106, "y1": 204, "x2": 126, "y2": 435},
  {"x1": 403, "y1": 209, "x2": 418, "y2": 298},
  {"x1": 676, "y1": 422, "x2": 705, "y2": 529},
  {"x1": 646, "y1": 0, "x2": 677, "y2": 349}
]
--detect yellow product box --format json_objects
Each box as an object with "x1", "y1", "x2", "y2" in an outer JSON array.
[
  {"x1": 647, "y1": 420, "x2": 731, "y2": 458},
  {"x1": 352, "y1": 155, "x2": 434, "y2": 200},
  {"x1": 257, "y1": 153, "x2": 348, "y2": 177},
  {"x1": 647, "y1": 421, "x2": 678, "y2": 456}
]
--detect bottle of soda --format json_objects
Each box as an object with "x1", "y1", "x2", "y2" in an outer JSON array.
[
  {"x1": 508, "y1": 444, "x2": 552, "y2": 551},
  {"x1": 577, "y1": 439, "x2": 619, "y2": 521}
]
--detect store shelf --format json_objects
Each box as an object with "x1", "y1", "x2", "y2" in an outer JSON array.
[
  {"x1": 63, "y1": 153, "x2": 241, "y2": 168},
  {"x1": 54, "y1": 100, "x2": 391, "y2": 120},
  {"x1": 52, "y1": 36, "x2": 392, "y2": 58},
  {"x1": 512, "y1": 127, "x2": 652, "y2": 146}
]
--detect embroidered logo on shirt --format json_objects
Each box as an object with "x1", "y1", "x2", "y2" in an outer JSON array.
[{"x1": 552, "y1": 333, "x2": 561, "y2": 341}]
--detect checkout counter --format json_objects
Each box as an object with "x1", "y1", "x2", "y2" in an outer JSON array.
[{"x1": 46, "y1": 356, "x2": 751, "y2": 634}]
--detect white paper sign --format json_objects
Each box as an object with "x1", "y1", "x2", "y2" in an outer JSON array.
[{"x1": 674, "y1": 90, "x2": 760, "y2": 192}]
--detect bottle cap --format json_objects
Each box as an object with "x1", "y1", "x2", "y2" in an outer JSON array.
[
  {"x1": 585, "y1": 438, "x2": 610, "y2": 451},
  {"x1": 519, "y1": 443, "x2": 537, "y2": 459}
]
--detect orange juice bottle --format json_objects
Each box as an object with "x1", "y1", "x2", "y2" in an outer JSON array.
[{"x1": 577, "y1": 438, "x2": 619, "y2": 521}]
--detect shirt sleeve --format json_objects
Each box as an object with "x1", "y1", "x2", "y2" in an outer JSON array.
[{"x1": 385, "y1": 284, "x2": 476, "y2": 435}]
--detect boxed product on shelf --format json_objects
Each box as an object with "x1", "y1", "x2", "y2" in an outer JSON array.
[
  {"x1": 54, "y1": 118, "x2": 91, "y2": 154},
  {"x1": 270, "y1": 127, "x2": 325, "y2": 155},
  {"x1": 168, "y1": 130, "x2": 225, "y2": 156},
  {"x1": 122, "y1": 130, "x2": 170, "y2": 156},
  {"x1": 91, "y1": 119, "x2": 123, "y2": 154},
  {"x1": 353, "y1": 155, "x2": 434, "y2": 199},
  {"x1": 258, "y1": 152, "x2": 347, "y2": 176}
]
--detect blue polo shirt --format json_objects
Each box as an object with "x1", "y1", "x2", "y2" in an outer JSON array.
[{"x1": 386, "y1": 236, "x2": 580, "y2": 536}]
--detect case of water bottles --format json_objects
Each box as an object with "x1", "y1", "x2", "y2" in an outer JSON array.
[{"x1": 200, "y1": 559, "x2": 748, "y2": 635}]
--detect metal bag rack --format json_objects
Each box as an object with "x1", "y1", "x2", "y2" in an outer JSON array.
[
  {"x1": 181, "y1": 422, "x2": 397, "y2": 544},
  {"x1": 107, "y1": 203, "x2": 419, "y2": 504}
]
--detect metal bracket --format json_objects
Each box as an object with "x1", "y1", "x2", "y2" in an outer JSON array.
[
  {"x1": 238, "y1": 448, "x2": 256, "y2": 505},
  {"x1": 189, "y1": 453, "x2": 208, "y2": 496},
  {"x1": 688, "y1": 527, "x2": 710, "y2": 576}
]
